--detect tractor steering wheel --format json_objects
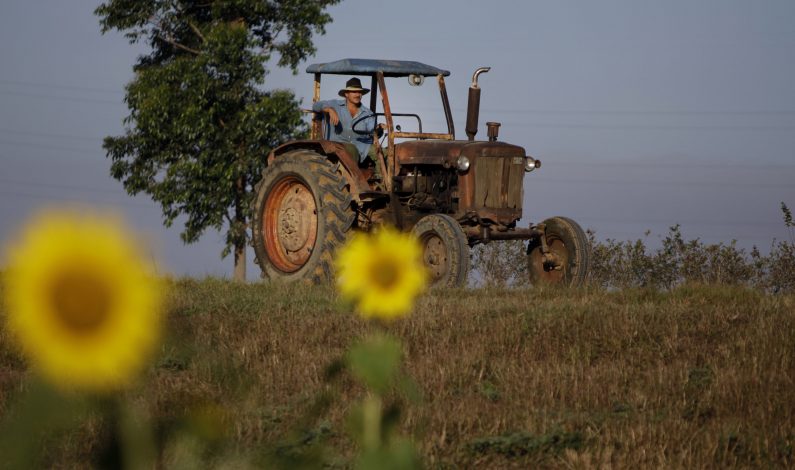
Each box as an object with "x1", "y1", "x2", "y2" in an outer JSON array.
[{"x1": 352, "y1": 113, "x2": 386, "y2": 138}]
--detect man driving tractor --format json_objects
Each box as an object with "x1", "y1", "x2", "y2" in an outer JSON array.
[{"x1": 312, "y1": 77, "x2": 384, "y2": 163}]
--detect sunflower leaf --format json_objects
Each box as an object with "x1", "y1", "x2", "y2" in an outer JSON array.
[{"x1": 346, "y1": 334, "x2": 402, "y2": 394}]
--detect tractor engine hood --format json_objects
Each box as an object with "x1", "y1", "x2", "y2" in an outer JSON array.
[{"x1": 394, "y1": 140, "x2": 526, "y2": 167}]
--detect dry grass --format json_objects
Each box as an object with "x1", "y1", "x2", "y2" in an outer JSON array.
[{"x1": 2, "y1": 279, "x2": 794, "y2": 468}]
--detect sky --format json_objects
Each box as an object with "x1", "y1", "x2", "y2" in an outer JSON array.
[{"x1": 1, "y1": 0, "x2": 793, "y2": 279}]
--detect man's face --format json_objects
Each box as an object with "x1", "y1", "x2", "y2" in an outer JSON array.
[{"x1": 345, "y1": 90, "x2": 363, "y2": 105}]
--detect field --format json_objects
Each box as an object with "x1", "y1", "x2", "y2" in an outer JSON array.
[{"x1": 2, "y1": 279, "x2": 794, "y2": 468}]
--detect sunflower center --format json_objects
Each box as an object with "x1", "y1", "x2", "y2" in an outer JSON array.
[
  {"x1": 370, "y1": 257, "x2": 401, "y2": 290},
  {"x1": 49, "y1": 268, "x2": 113, "y2": 334}
]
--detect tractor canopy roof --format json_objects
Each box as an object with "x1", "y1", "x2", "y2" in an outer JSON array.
[{"x1": 306, "y1": 58, "x2": 450, "y2": 77}]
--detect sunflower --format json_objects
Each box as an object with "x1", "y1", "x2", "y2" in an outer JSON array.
[
  {"x1": 3, "y1": 210, "x2": 163, "y2": 392},
  {"x1": 335, "y1": 227, "x2": 427, "y2": 320}
]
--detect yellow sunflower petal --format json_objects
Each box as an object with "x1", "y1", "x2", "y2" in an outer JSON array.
[
  {"x1": 335, "y1": 227, "x2": 427, "y2": 320},
  {"x1": 3, "y1": 209, "x2": 163, "y2": 392}
]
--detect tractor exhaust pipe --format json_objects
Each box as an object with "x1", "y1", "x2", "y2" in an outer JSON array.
[{"x1": 465, "y1": 67, "x2": 490, "y2": 141}]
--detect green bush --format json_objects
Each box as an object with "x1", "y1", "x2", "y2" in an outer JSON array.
[{"x1": 472, "y1": 203, "x2": 795, "y2": 293}]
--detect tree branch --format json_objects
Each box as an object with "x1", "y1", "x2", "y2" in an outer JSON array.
[
  {"x1": 149, "y1": 15, "x2": 201, "y2": 55},
  {"x1": 187, "y1": 20, "x2": 206, "y2": 43},
  {"x1": 156, "y1": 33, "x2": 202, "y2": 54}
]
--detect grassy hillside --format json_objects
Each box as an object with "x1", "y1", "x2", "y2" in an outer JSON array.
[{"x1": 2, "y1": 280, "x2": 794, "y2": 468}]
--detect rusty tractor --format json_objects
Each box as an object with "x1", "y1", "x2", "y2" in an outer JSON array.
[{"x1": 251, "y1": 58, "x2": 590, "y2": 287}]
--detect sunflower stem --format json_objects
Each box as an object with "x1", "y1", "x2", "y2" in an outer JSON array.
[
  {"x1": 117, "y1": 395, "x2": 156, "y2": 470},
  {"x1": 362, "y1": 394, "x2": 382, "y2": 452}
]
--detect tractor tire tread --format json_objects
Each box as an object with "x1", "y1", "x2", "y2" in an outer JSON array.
[{"x1": 250, "y1": 149, "x2": 353, "y2": 283}]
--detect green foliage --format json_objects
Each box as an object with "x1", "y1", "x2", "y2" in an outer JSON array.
[
  {"x1": 346, "y1": 334, "x2": 421, "y2": 469},
  {"x1": 472, "y1": 240, "x2": 527, "y2": 287},
  {"x1": 95, "y1": 0, "x2": 339, "y2": 262},
  {"x1": 587, "y1": 225, "x2": 758, "y2": 290},
  {"x1": 347, "y1": 334, "x2": 403, "y2": 395},
  {"x1": 782, "y1": 202, "x2": 793, "y2": 228},
  {"x1": 0, "y1": 380, "x2": 90, "y2": 469},
  {"x1": 357, "y1": 437, "x2": 421, "y2": 470},
  {"x1": 586, "y1": 205, "x2": 795, "y2": 292},
  {"x1": 472, "y1": 203, "x2": 795, "y2": 293}
]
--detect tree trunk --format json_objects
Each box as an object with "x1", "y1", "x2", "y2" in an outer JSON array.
[
  {"x1": 233, "y1": 173, "x2": 246, "y2": 282},
  {"x1": 233, "y1": 241, "x2": 246, "y2": 282}
]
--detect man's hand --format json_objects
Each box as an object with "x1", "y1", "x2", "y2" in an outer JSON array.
[
  {"x1": 375, "y1": 122, "x2": 387, "y2": 138},
  {"x1": 324, "y1": 107, "x2": 339, "y2": 126}
]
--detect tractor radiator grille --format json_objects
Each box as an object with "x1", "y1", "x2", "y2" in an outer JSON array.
[{"x1": 474, "y1": 156, "x2": 524, "y2": 209}]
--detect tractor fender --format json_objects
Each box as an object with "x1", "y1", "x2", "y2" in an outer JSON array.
[{"x1": 267, "y1": 140, "x2": 371, "y2": 200}]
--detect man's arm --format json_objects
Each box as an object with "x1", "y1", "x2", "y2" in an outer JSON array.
[{"x1": 312, "y1": 100, "x2": 341, "y2": 126}]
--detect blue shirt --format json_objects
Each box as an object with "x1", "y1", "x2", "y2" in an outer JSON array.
[{"x1": 312, "y1": 99, "x2": 376, "y2": 161}]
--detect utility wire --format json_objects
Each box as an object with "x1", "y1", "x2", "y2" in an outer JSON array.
[
  {"x1": 479, "y1": 107, "x2": 795, "y2": 117},
  {"x1": 0, "y1": 177, "x2": 123, "y2": 196},
  {"x1": 0, "y1": 90, "x2": 123, "y2": 105},
  {"x1": 0, "y1": 139, "x2": 100, "y2": 154},
  {"x1": 0, "y1": 189, "x2": 154, "y2": 209},
  {"x1": 543, "y1": 160, "x2": 795, "y2": 170},
  {"x1": 573, "y1": 215, "x2": 786, "y2": 229},
  {"x1": 408, "y1": 102, "x2": 795, "y2": 116},
  {"x1": 0, "y1": 175, "x2": 786, "y2": 229},
  {"x1": 4, "y1": 80, "x2": 795, "y2": 125},
  {"x1": 531, "y1": 177, "x2": 794, "y2": 190},
  {"x1": 500, "y1": 121, "x2": 795, "y2": 132},
  {"x1": 0, "y1": 78, "x2": 123, "y2": 94},
  {"x1": 0, "y1": 127, "x2": 105, "y2": 142}
]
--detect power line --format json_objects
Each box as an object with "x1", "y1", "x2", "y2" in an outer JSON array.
[
  {"x1": 0, "y1": 177, "x2": 123, "y2": 196},
  {"x1": 0, "y1": 189, "x2": 154, "y2": 209},
  {"x1": 531, "y1": 176, "x2": 794, "y2": 189},
  {"x1": 391, "y1": 113, "x2": 795, "y2": 132},
  {"x1": 500, "y1": 121, "x2": 795, "y2": 132},
  {"x1": 0, "y1": 78, "x2": 123, "y2": 95},
  {"x1": 4, "y1": 79, "x2": 795, "y2": 125},
  {"x1": 584, "y1": 230, "x2": 786, "y2": 245},
  {"x1": 480, "y1": 107, "x2": 795, "y2": 117},
  {"x1": 409, "y1": 103, "x2": 795, "y2": 116},
  {"x1": 0, "y1": 139, "x2": 100, "y2": 154},
  {"x1": 0, "y1": 175, "x2": 786, "y2": 229},
  {"x1": 542, "y1": 160, "x2": 795, "y2": 170},
  {"x1": 0, "y1": 127, "x2": 105, "y2": 142},
  {"x1": 573, "y1": 215, "x2": 786, "y2": 229},
  {"x1": 0, "y1": 90, "x2": 123, "y2": 105}
]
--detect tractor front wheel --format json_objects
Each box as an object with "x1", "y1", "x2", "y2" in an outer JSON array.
[
  {"x1": 527, "y1": 216, "x2": 590, "y2": 287},
  {"x1": 411, "y1": 214, "x2": 470, "y2": 288},
  {"x1": 251, "y1": 150, "x2": 353, "y2": 283}
]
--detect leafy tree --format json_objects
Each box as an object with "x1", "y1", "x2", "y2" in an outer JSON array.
[{"x1": 96, "y1": 0, "x2": 340, "y2": 280}]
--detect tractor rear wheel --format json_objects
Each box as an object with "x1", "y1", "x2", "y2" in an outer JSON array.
[
  {"x1": 251, "y1": 150, "x2": 354, "y2": 283},
  {"x1": 411, "y1": 214, "x2": 470, "y2": 288},
  {"x1": 527, "y1": 216, "x2": 590, "y2": 287}
]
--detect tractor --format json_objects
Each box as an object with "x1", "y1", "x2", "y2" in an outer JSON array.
[{"x1": 251, "y1": 58, "x2": 590, "y2": 287}]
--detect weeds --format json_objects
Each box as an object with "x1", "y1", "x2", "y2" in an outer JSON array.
[
  {"x1": 2, "y1": 205, "x2": 794, "y2": 467},
  {"x1": 2, "y1": 282, "x2": 793, "y2": 467},
  {"x1": 586, "y1": 203, "x2": 795, "y2": 292},
  {"x1": 468, "y1": 429, "x2": 585, "y2": 458},
  {"x1": 475, "y1": 202, "x2": 795, "y2": 293}
]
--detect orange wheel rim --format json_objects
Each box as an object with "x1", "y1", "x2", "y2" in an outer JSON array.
[{"x1": 262, "y1": 176, "x2": 318, "y2": 273}]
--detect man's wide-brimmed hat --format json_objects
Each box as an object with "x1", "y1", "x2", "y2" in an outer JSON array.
[{"x1": 338, "y1": 77, "x2": 370, "y2": 97}]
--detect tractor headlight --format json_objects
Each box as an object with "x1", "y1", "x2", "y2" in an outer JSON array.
[
  {"x1": 457, "y1": 156, "x2": 470, "y2": 172},
  {"x1": 524, "y1": 156, "x2": 540, "y2": 172}
]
